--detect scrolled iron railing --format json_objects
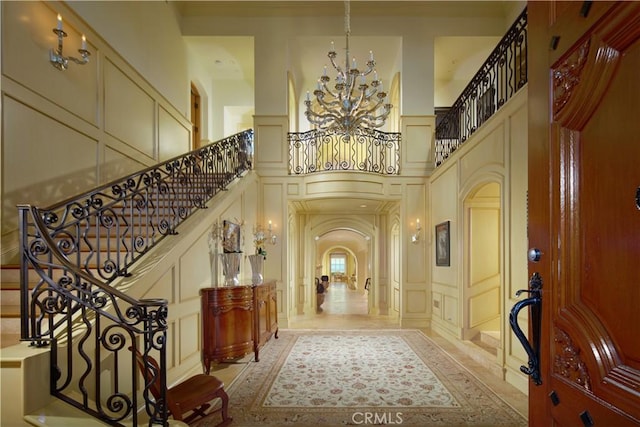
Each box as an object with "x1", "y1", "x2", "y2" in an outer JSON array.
[
  {"x1": 18, "y1": 129, "x2": 253, "y2": 425},
  {"x1": 435, "y1": 7, "x2": 527, "y2": 166},
  {"x1": 288, "y1": 127, "x2": 401, "y2": 175}
]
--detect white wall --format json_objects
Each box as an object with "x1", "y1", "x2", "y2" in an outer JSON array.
[
  {"x1": 67, "y1": 1, "x2": 189, "y2": 116},
  {"x1": 119, "y1": 173, "x2": 264, "y2": 378},
  {"x1": 1, "y1": 1, "x2": 191, "y2": 263},
  {"x1": 181, "y1": 11, "x2": 508, "y2": 128},
  {"x1": 429, "y1": 88, "x2": 529, "y2": 393}
]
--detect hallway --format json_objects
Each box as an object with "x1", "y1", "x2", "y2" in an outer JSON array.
[{"x1": 289, "y1": 280, "x2": 401, "y2": 329}]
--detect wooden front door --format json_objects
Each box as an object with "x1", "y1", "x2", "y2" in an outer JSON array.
[{"x1": 528, "y1": 2, "x2": 640, "y2": 426}]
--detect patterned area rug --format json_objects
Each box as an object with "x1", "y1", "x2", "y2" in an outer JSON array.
[{"x1": 196, "y1": 329, "x2": 527, "y2": 426}]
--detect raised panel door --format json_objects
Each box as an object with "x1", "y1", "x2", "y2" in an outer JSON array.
[{"x1": 528, "y1": 2, "x2": 640, "y2": 425}]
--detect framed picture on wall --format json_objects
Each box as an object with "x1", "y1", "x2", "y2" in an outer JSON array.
[
  {"x1": 435, "y1": 221, "x2": 450, "y2": 266},
  {"x1": 222, "y1": 220, "x2": 241, "y2": 253}
]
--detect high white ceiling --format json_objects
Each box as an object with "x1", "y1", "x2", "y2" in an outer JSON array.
[
  {"x1": 175, "y1": 1, "x2": 512, "y2": 18},
  {"x1": 179, "y1": 1, "x2": 516, "y2": 88},
  {"x1": 177, "y1": 1, "x2": 518, "y2": 222}
]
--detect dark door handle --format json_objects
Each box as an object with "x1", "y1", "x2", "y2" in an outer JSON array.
[{"x1": 509, "y1": 272, "x2": 543, "y2": 385}]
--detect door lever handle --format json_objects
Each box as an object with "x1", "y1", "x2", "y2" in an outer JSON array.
[{"x1": 509, "y1": 272, "x2": 543, "y2": 385}]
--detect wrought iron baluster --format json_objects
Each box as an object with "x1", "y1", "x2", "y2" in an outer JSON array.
[
  {"x1": 435, "y1": 7, "x2": 527, "y2": 166},
  {"x1": 18, "y1": 130, "x2": 251, "y2": 425}
]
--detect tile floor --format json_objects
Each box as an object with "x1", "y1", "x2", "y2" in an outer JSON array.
[{"x1": 211, "y1": 281, "x2": 529, "y2": 420}]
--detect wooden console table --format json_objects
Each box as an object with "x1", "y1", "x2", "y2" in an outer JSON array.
[{"x1": 200, "y1": 280, "x2": 278, "y2": 374}]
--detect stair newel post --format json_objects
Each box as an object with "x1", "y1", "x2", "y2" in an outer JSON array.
[{"x1": 139, "y1": 298, "x2": 169, "y2": 425}]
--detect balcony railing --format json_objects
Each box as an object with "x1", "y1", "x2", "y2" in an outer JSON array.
[
  {"x1": 288, "y1": 127, "x2": 401, "y2": 175},
  {"x1": 18, "y1": 130, "x2": 253, "y2": 425},
  {"x1": 435, "y1": 7, "x2": 527, "y2": 166}
]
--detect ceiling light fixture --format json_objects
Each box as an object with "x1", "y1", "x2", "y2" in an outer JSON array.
[{"x1": 304, "y1": 0, "x2": 392, "y2": 135}]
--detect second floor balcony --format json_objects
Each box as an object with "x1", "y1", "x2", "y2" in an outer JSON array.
[
  {"x1": 288, "y1": 127, "x2": 401, "y2": 175},
  {"x1": 287, "y1": 6, "x2": 527, "y2": 176}
]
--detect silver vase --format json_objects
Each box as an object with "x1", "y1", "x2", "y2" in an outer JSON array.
[
  {"x1": 248, "y1": 254, "x2": 264, "y2": 284},
  {"x1": 220, "y1": 252, "x2": 242, "y2": 287}
]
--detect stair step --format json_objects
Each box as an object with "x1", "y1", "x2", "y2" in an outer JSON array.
[
  {"x1": 1, "y1": 266, "x2": 21, "y2": 284},
  {"x1": 0, "y1": 333, "x2": 21, "y2": 348},
  {"x1": 2, "y1": 267, "x2": 105, "y2": 285},
  {"x1": 480, "y1": 330, "x2": 501, "y2": 349},
  {"x1": 1, "y1": 291, "x2": 18, "y2": 306},
  {"x1": 1, "y1": 304, "x2": 20, "y2": 317},
  {"x1": 1, "y1": 315, "x2": 21, "y2": 336}
]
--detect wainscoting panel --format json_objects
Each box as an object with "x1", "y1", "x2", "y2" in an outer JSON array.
[
  {"x1": 103, "y1": 146, "x2": 149, "y2": 183},
  {"x1": 401, "y1": 115, "x2": 436, "y2": 176},
  {"x1": 393, "y1": 287, "x2": 400, "y2": 313},
  {"x1": 256, "y1": 124, "x2": 284, "y2": 164},
  {"x1": 2, "y1": 96, "x2": 98, "y2": 232},
  {"x1": 443, "y1": 295, "x2": 458, "y2": 326},
  {"x1": 404, "y1": 124, "x2": 431, "y2": 164},
  {"x1": 179, "y1": 234, "x2": 212, "y2": 292},
  {"x1": 262, "y1": 182, "x2": 284, "y2": 280},
  {"x1": 2, "y1": 2, "x2": 98, "y2": 127},
  {"x1": 469, "y1": 286, "x2": 500, "y2": 328},
  {"x1": 159, "y1": 105, "x2": 190, "y2": 162},
  {"x1": 142, "y1": 265, "x2": 176, "y2": 305},
  {"x1": 104, "y1": 60, "x2": 155, "y2": 158},
  {"x1": 306, "y1": 179, "x2": 384, "y2": 197},
  {"x1": 459, "y1": 124, "x2": 505, "y2": 184},
  {"x1": 432, "y1": 292, "x2": 443, "y2": 319},
  {"x1": 405, "y1": 289, "x2": 427, "y2": 314},
  {"x1": 178, "y1": 313, "x2": 201, "y2": 364}
]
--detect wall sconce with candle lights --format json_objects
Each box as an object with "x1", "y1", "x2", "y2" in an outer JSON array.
[
  {"x1": 253, "y1": 220, "x2": 277, "y2": 254},
  {"x1": 266, "y1": 221, "x2": 277, "y2": 245},
  {"x1": 411, "y1": 219, "x2": 422, "y2": 244},
  {"x1": 50, "y1": 14, "x2": 90, "y2": 70}
]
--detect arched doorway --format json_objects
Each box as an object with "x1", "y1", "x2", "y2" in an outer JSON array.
[
  {"x1": 287, "y1": 198, "x2": 399, "y2": 325},
  {"x1": 316, "y1": 245, "x2": 367, "y2": 315},
  {"x1": 462, "y1": 182, "x2": 501, "y2": 354}
]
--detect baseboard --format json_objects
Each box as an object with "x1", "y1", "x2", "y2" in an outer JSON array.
[
  {"x1": 505, "y1": 365, "x2": 530, "y2": 395},
  {"x1": 399, "y1": 317, "x2": 430, "y2": 329}
]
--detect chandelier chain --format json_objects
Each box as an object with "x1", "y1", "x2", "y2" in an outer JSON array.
[{"x1": 304, "y1": 0, "x2": 392, "y2": 135}]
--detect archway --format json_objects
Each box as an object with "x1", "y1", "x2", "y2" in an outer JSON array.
[
  {"x1": 316, "y1": 244, "x2": 367, "y2": 315},
  {"x1": 308, "y1": 221, "x2": 376, "y2": 316},
  {"x1": 462, "y1": 182, "x2": 502, "y2": 353}
]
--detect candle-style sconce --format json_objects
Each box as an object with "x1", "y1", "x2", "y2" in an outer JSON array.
[
  {"x1": 411, "y1": 218, "x2": 422, "y2": 244},
  {"x1": 266, "y1": 221, "x2": 277, "y2": 245},
  {"x1": 50, "y1": 14, "x2": 90, "y2": 71}
]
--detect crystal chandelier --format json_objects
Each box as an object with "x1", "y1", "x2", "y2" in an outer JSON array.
[{"x1": 304, "y1": 0, "x2": 392, "y2": 135}]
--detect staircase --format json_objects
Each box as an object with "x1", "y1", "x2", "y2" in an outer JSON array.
[
  {"x1": 0, "y1": 266, "x2": 22, "y2": 348},
  {"x1": 0, "y1": 130, "x2": 253, "y2": 426}
]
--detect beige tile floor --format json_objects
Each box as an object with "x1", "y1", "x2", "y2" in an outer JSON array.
[{"x1": 211, "y1": 281, "x2": 528, "y2": 420}]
